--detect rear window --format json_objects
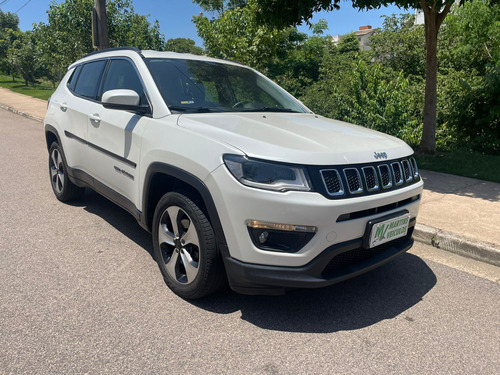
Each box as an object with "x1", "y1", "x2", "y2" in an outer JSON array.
[{"x1": 66, "y1": 66, "x2": 82, "y2": 92}]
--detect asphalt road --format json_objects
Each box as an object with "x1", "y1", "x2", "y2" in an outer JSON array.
[{"x1": 1, "y1": 110, "x2": 499, "y2": 375}]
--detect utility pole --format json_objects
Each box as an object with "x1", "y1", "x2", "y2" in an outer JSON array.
[{"x1": 92, "y1": 0, "x2": 109, "y2": 50}]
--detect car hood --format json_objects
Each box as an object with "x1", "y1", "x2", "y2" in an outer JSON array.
[{"x1": 176, "y1": 113, "x2": 413, "y2": 165}]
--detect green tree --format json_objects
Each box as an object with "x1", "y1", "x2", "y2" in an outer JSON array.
[
  {"x1": 337, "y1": 33, "x2": 360, "y2": 54},
  {"x1": 7, "y1": 31, "x2": 45, "y2": 86},
  {"x1": 193, "y1": 0, "x2": 292, "y2": 71},
  {"x1": 0, "y1": 10, "x2": 20, "y2": 76},
  {"x1": 302, "y1": 56, "x2": 423, "y2": 147},
  {"x1": 165, "y1": 38, "x2": 204, "y2": 55},
  {"x1": 106, "y1": 1, "x2": 165, "y2": 50},
  {"x1": 266, "y1": 23, "x2": 332, "y2": 96},
  {"x1": 255, "y1": 0, "x2": 486, "y2": 154},
  {"x1": 192, "y1": 0, "x2": 248, "y2": 15},
  {"x1": 438, "y1": 0, "x2": 500, "y2": 74},
  {"x1": 436, "y1": 1, "x2": 500, "y2": 154},
  {"x1": 32, "y1": 0, "x2": 165, "y2": 85},
  {"x1": 370, "y1": 13, "x2": 425, "y2": 78}
]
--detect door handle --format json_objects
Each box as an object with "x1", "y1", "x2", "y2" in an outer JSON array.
[
  {"x1": 60, "y1": 103, "x2": 67, "y2": 112},
  {"x1": 89, "y1": 113, "x2": 101, "y2": 122}
]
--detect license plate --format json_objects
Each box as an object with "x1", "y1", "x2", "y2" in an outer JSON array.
[{"x1": 369, "y1": 213, "x2": 410, "y2": 248}]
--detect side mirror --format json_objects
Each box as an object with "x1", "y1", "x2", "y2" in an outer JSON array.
[{"x1": 101, "y1": 89, "x2": 150, "y2": 114}]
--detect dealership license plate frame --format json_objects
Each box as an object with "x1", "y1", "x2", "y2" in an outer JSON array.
[{"x1": 363, "y1": 210, "x2": 410, "y2": 249}]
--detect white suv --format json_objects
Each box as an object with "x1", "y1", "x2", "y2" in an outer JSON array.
[{"x1": 44, "y1": 48, "x2": 423, "y2": 299}]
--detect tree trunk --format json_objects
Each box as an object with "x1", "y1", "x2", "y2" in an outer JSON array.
[
  {"x1": 418, "y1": 1, "x2": 454, "y2": 155},
  {"x1": 419, "y1": 7, "x2": 439, "y2": 154}
]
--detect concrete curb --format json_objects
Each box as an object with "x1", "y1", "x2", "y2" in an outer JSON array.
[
  {"x1": 0, "y1": 103, "x2": 43, "y2": 123},
  {"x1": 414, "y1": 223, "x2": 500, "y2": 267}
]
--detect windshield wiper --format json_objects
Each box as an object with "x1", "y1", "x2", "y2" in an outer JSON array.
[
  {"x1": 168, "y1": 105, "x2": 214, "y2": 113},
  {"x1": 168, "y1": 105, "x2": 234, "y2": 114},
  {"x1": 240, "y1": 107, "x2": 299, "y2": 113}
]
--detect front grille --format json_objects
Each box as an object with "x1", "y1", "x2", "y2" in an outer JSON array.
[{"x1": 317, "y1": 156, "x2": 420, "y2": 199}]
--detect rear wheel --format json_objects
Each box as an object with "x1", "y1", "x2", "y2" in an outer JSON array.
[
  {"x1": 152, "y1": 192, "x2": 224, "y2": 299},
  {"x1": 48, "y1": 142, "x2": 84, "y2": 202}
]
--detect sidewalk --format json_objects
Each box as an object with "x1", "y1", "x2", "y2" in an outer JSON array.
[
  {"x1": 1, "y1": 87, "x2": 499, "y2": 267},
  {"x1": 416, "y1": 170, "x2": 500, "y2": 266},
  {"x1": 0, "y1": 87, "x2": 47, "y2": 121}
]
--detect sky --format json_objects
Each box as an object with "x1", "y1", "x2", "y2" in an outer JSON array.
[{"x1": 1, "y1": 0, "x2": 411, "y2": 46}]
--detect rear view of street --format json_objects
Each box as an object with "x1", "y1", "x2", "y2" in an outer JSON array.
[{"x1": 1, "y1": 110, "x2": 499, "y2": 374}]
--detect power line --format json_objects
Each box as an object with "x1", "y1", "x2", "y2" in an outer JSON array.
[
  {"x1": 0, "y1": 0, "x2": 12, "y2": 6},
  {"x1": 15, "y1": 0, "x2": 32, "y2": 14}
]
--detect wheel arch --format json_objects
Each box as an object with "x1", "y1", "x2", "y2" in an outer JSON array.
[
  {"x1": 143, "y1": 163, "x2": 228, "y2": 250},
  {"x1": 44, "y1": 124, "x2": 61, "y2": 151}
]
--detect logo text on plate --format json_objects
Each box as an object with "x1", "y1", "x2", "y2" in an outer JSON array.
[{"x1": 374, "y1": 151, "x2": 388, "y2": 160}]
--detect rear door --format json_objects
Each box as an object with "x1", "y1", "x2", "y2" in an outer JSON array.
[{"x1": 62, "y1": 60, "x2": 107, "y2": 171}]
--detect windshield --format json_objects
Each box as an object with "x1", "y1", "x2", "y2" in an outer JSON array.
[{"x1": 145, "y1": 58, "x2": 307, "y2": 114}]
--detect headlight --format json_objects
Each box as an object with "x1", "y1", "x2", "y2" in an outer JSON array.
[{"x1": 223, "y1": 154, "x2": 311, "y2": 192}]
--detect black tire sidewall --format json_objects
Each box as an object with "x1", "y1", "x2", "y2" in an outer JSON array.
[
  {"x1": 48, "y1": 142, "x2": 83, "y2": 202},
  {"x1": 152, "y1": 192, "x2": 219, "y2": 299}
]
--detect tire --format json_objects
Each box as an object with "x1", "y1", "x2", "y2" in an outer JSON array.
[
  {"x1": 152, "y1": 192, "x2": 225, "y2": 299},
  {"x1": 48, "y1": 142, "x2": 84, "y2": 202}
]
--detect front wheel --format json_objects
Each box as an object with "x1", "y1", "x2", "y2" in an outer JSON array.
[
  {"x1": 152, "y1": 192, "x2": 225, "y2": 299},
  {"x1": 48, "y1": 142, "x2": 84, "y2": 202}
]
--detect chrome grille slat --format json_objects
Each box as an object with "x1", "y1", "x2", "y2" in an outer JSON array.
[
  {"x1": 391, "y1": 162, "x2": 404, "y2": 186},
  {"x1": 378, "y1": 164, "x2": 392, "y2": 189},
  {"x1": 344, "y1": 168, "x2": 363, "y2": 194},
  {"x1": 410, "y1": 157, "x2": 419, "y2": 178},
  {"x1": 362, "y1": 166, "x2": 379, "y2": 191},
  {"x1": 401, "y1": 160, "x2": 413, "y2": 182},
  {"x1": 320, "y1": 169, "x2": 344, "y2": 196}
]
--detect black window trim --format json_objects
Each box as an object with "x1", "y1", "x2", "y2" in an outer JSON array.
[
  {"x1": 68, "y1": 57, "x2": 108, "y2": 103},
  {"x1": 67, "y1": 56, "x2": 153, "y2": 116},
  {"x1": 97, "y1": 56, "x2": 153, "y2": 116}
]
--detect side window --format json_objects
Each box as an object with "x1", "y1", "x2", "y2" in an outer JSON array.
[
  {"x1": 101, "y1": 59, "x2": 146, "y2": 105},
  {"x1": 73, "y1": 60, "x2": 107, "y2": 99},
  {"x1": 66, "y1": 65, "x2": 82, "y2": 92}
]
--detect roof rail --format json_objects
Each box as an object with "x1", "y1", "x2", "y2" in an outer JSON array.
[{"x1": 81, "y1": 46, "x2": 143, "y2": 59}]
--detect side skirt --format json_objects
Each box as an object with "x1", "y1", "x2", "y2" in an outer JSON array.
[{"x1": 66, "y1": 166, "x2": 148, "y2": 231}]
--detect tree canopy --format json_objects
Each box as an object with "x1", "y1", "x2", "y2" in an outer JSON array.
[
  {"x1": 32, "y1": 0, "x2": 165, "y2": 84},
  {"x1": 165, "y1": 38, "x2": 204, "y2": 55},
  {"x1": 254, "y1": 0, "x2": 481, "y2": 153}
]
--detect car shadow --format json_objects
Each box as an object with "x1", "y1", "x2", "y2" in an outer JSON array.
[
  {"x1": 79, "y1": 189, "x2": 154, "y2": 257},
  {"x1": 192, "y1": 253, "x2": 436, "y2": 333},
  {"x1": 79, "y1": 189, "x2": 437, "y2": 334}
]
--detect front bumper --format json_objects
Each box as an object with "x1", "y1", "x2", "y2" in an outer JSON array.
[
  {"x1": 205, "y1": 164, "x2": 423, "y2": 267},
  {"x1": 223, "y1": 223, "x2": 415, "y2": 295}
]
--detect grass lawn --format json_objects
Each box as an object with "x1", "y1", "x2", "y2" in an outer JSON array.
[
  {"x1": 0, "y1": 74, "x2": 54, "y2": 100},
  {"x1": 415, "y1": 150, "x2": 500, "y2": 183}
]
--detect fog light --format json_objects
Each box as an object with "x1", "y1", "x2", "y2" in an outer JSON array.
[
  {"x1": 258, "y1": 231, "x2": 269, "y2": 244},
  {"x1": 246, "y1": 220, "x2": 317, "y2": 253}
]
